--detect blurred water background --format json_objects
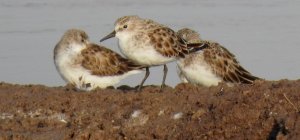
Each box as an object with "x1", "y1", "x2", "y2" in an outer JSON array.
[{"x1": 0, "y1": 0, "x2": 300, "y2": 87}]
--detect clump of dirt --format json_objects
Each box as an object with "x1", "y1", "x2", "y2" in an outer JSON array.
[{"x1": 0, "y1": 80, "x2": 300, "y2": 139}]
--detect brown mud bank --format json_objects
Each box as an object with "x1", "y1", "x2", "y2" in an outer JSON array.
[{"x1": 0, "y1": 80, "x2": 300, "y2": 140}]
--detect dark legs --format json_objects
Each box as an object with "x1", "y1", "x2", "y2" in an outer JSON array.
[
  {"x1": 137, "y1": 65, "x2": 168, "y2": 91},
  {"x1": 161, "y1": 64, "x2": 168, "y2": 89},
  {"x1": 138, "y1": 67, "x2": 150, "y2": 91}
]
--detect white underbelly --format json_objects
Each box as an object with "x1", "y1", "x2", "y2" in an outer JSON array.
[
  {"x1": 57, "y1": 65, "x2": 141, "y2": 91},
  {"x1": 177, "y1": 59, "x2": 222, "y2": 87}
]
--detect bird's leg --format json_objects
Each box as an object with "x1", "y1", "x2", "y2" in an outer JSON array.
[
  {"x1": 160, "y1": 64, "x2": 168, "y2": 89},
  {"x1": 138, "y1": 67, "x2": 150, "y2": 91}
]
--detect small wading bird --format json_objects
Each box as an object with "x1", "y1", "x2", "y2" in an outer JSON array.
[
  {"x1": 100, "y1": 15, "x2": 206, "y2": 91},
  {"x1": 54, "y1": 29, "x2": 145, "y2": 91},
  {"x1": 176, "y1": 28, "x2": 261, "y2": 86}
]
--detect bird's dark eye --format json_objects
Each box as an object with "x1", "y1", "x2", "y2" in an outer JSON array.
[
  {"x1": 123, "y1": 25, "x2": 127, "y2": 28},
  {"x1": 81, "y1": 39, "x2": 85, "y2": 43}
]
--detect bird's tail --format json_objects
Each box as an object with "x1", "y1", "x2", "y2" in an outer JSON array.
[{"x1": 235, "y1": 65, "x2": 262, "y2": 84}]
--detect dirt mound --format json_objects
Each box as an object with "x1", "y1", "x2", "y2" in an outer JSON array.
[{"x1": 0, "y1": 80, "x2": 300, "y2": 139}]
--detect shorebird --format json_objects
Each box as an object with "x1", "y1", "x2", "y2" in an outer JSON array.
[
  {"x1": 54, "y1": 29, "x2": 145, "y2": 91},
  {"x1": 176, "y1": 28, "x2": 260, "y2": 86},
  {"x1": 100, "y1": 15, "x2": 205, "y2": 91}
]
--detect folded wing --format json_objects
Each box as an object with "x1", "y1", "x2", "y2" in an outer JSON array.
[
  {"x1": 202, "y1": 41, "x2": 260, "y2": 84},
  {"x1": 81, "y1": 43, "x2": 144, "y2": 76}
]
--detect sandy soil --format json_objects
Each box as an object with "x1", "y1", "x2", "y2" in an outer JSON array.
[{"x1": 0, "y1": 80, "x2": 300, "y2": 140}]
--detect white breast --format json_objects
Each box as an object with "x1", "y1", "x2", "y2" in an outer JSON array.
[
  {"x1": 54, "y1": 43, "x2": 84, "y2": 84},
  {"x1": 116, "y1": 32, "x2": 175, "y2": 66},
  {"x1": 176, "y1": 52, "x2": 222, "y2": 87}
]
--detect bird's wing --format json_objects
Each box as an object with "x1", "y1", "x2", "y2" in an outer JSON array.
[
  {"x1": 203, "y1": 41, "x2": 260, "y2": 84},
  {"x1": 81, "y1": 43, "x2": 144, "y2": 76},
  {"x1": 147, "y1": 27, "x2": 192, "y2": 58}
]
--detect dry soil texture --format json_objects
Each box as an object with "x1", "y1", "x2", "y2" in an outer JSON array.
[{"x1": 0, "y1": 80, "x2": 300, "y2": 140}]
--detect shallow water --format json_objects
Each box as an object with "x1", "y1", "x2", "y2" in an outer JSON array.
[{"x1": 0, "y1": 0, "x2": 300, "y2": 87}]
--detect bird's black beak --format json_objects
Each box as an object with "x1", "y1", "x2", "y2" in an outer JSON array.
[{"x1": 100, "y1": 31, "x2": 116, "y2": 42}]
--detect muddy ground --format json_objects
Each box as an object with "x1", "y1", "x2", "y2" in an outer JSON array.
[{"x1": 0, "y1": 80, "x2": 300, "y2": 140}]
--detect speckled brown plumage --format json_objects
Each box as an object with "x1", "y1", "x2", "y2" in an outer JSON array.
[
  {"x1": 148, "y1": 28, "x2": 181, "y2": 57},
  {"x1": 114, "y1": 16, "x2": 205, "y2": 59},
  {"x1": 81, "y1": 43, "x2": 145, "y2": 76},
  {"x1": 201, "y1": 41, "x2": 260, "y2": 84},
  {"x1": 145, "y1": 22, "x2": 204, "y2": 58},
  {"x1": 177, "y1": 28, "x2": 260, "y2": 85}
]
